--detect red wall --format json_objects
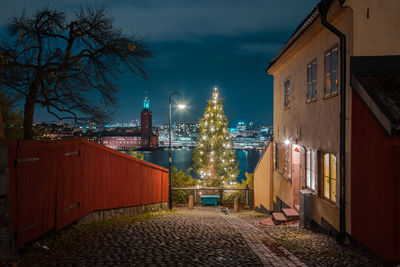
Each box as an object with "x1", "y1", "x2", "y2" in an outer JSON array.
[
  {"x1": 7, "y1": 138, "x2": 168, "y2": 249},
  {"x1": 351, "y1": 92, "x2": 400, "y2": 262}
]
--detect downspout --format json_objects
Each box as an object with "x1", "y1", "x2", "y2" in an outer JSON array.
[{"x1": 317, "y1": 0, "x2": 347, "y2": 243}]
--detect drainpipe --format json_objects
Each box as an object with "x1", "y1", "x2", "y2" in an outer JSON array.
[{"x1": 317, "y1": 0, "x2": 347, "y2": 243}]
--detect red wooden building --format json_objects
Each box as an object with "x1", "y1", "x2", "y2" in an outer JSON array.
[{"x1": 350, "y1": 56, "x2": 400, "y2": 261}]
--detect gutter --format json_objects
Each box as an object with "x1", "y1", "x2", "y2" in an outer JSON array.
[{"x1": 317, "y1": 0, "x2": 347, "y2": 243}]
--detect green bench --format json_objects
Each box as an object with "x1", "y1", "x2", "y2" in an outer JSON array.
[{"x1": 200, "y1": 195, "x2": 220, "y2": 206}]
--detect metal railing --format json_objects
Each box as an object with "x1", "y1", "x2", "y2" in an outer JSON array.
[{"x1": 172, "y1": 186, "x2": 254, "y2": 207}]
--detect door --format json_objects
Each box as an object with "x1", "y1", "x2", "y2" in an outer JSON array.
[{"x1": 292, "y1": 145, "x2": 301, "y2": 207}]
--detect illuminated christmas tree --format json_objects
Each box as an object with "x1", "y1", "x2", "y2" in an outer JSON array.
[{"x1": 193, "y1": 87, "x2": 239, "y2": 187}]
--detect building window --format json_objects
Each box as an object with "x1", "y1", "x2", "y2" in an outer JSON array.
[
  {"x1": 306, "y1": 148, "x2": 317, "y2": 191},
  {"x1": 276, "y1": 142, "x2": 291, "y2": 178},
  {"x1": 323, "y1": 153, "x2": 336, "y2": 202},
  {"x1": 325, "y1": 47, "x2": 338, "y2": 95},
  {"x1": 284, "y1": 79, "x2": 290, "y2": 108},
  {"x1": 307, "y1": 61, "x2": 317, "y2": 100}
]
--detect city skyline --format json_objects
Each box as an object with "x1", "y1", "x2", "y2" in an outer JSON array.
[{"x1": 0, "y1": 0, "x2": 320, "y2": 126}]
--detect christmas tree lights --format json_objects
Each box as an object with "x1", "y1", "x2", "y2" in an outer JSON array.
[{"x1": 193, "y1": 87, "x2": 239, "y2": 187}]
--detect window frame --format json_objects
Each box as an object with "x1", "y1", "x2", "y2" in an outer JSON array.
[
  {"x1": 306, "y1": 148, "x2": 317, "y2": 192},
  {"x1": 322, "y1": 152, "x2": 337, "y2": 203},
  {"x1": 284, "y1": 78, "x2": 290, "y2": 109},
  {"x1": 324, "y1": 46, "x2": 339, "y2": 97},
  {"x1": 306, "y1": 59, "x2": 317, "y2": 102},
  {"x1": 275, "y1": 142, "x2": 292, "y2": 179}
]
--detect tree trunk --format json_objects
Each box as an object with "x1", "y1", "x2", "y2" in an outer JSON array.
[
  {"x1": 23, "y1": 83, "x2": 39, "y2": 140},
  {"x1": 0, "y1": 105, "x2": 16, "y2": 260},
  {"x1": 23, "y1": 98, "x2": 35, "y2": 140}
]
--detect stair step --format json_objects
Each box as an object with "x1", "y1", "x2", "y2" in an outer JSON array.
[
  {"x1": 272, "y1": 212, "x2": 287, "y2": 225},
  {"x1": 282, "y1": 208, "x2": 299, "y2": 221},
  {"x1": 260, "y1": 217, "x2": 275, "y2": 226},
  {"x1": 294, "y1": 205, "x2": 300, "y2": 212}
]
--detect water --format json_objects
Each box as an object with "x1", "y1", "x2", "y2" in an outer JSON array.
[{"x1": 141, "y1": 148, "x2": 263, "y2": 182}]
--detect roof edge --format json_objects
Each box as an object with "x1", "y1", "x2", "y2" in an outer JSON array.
[{"x1": 266, "y1": 6, "x2": 320, "y2": 73}]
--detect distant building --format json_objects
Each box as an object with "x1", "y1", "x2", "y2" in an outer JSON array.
[
  {"x1": 99, "y1": 134, "x2": 142, "y2": 150},
  {"x1": 98, "y1": 95, "x2": 158, "y2": 150},
  {"x1": 141, "y1": 96, "x2": 153, "y2": 148},
  {"x1": 175, "y1": 122, "x2": 198, "y2": 139}
]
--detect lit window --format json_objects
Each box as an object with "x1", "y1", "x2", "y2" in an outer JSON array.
[
  {"x1": 284, "y1": 79, "x2": 290, "y2": 108},
  {"x1": 306, "y1": 148, "x2": 317, "y2": 191},
  {"x1": 325, "y1": 48, "x2": 338, "y2": 95},
  {"x1": 323, "y1": 153, "x2": 336, "y2": 202},
  {"x1": 307, "y1": 61, "x2": 317, "y2": 100}
]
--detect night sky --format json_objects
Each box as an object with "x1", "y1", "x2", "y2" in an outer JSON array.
[{"x1": 0, "y1": 0, "x2": 319, "y2": 126}]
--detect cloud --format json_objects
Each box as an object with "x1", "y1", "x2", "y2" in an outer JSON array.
[
  {"x1": 110, "y1": 0, "x2": 320, "y2": 41},
  {"x1": 236, "y1": 42, "x2": 283, "y2": 55},
  {"x1": 0, "y1": 0, "x2": 320, "y2": 41}
]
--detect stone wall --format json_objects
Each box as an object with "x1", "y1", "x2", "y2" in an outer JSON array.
[{"x1": 78, "y1": 202, "x2": 168, "y2": 225}]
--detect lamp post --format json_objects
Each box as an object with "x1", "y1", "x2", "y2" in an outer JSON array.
[{"x1": 169, "y1": 92, "x2": 185, "y2": 210}]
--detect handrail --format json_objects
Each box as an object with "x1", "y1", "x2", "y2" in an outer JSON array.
[{"x1": 172, "y1": 187, "x2": 253, "y2": 191}]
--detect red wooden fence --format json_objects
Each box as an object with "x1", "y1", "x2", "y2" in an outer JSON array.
[
  {"x1": 351, "y1": 92, "x2": 400, "y2": 262},
  {"x1": 7, "y1": 138, "x2": 168, "y2": 249}
]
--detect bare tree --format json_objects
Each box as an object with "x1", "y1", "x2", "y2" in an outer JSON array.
[{"x1": 0, "y1": 6, "x2": 152, "y2": 139}]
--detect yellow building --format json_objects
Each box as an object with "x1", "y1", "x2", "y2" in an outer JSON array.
[{"x1": 255, "y1": 0, "x2": 400, "y2": 261}]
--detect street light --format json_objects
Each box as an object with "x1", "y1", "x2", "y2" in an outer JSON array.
[{"x1": 169, "y1": 92, "x2": 185, "y2": 210}]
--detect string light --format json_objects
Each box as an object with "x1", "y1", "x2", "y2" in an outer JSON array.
[{"x1": 194, "y1": 87, "x2": 238, "y2": 183}]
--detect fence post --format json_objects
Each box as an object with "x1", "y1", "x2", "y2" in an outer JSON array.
[
  {"x1": 219, "y1": 189, "x2": 223, "y2": 206},
  {"x1": 234, "y1": 197, "x2": 239, "y2": 212},
  {"x1": 245, "y1": 184, "x2": 249, "y2": 208},
  {"x1": 194, "y1": 189, "x2": 197, "y2": 204},
  {"x1": 188, "y1": 195, "x2": 194, "y2": 209}
]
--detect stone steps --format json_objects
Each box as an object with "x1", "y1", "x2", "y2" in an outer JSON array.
[
  {"x1": 282, "y1": 208, "x2": 299, "y2": 221},
  {"x1": 272, "y1": 212, "x2": 287, "y2": 225},
  {"x1": 262, "y1": 207, "x2": 300, "y2": 227},
  {"x1": 294, "y1": 205, "x2": 300, "y2": 213},
  {"x1": 260, "y1": 217, "x2": 275, "y2": 226}
]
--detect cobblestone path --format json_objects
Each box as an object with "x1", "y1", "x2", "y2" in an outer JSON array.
[
  {"x1": 221, "y1": 208, "x2": 306, "y2": 267},
  {"x1": 11, "y1": 207, "x2": 307, "y2": 266}
]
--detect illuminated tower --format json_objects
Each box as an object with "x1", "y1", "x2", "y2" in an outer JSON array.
[{"x1": 141, "y1": 96, "x2": 152, "y2": 148}]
